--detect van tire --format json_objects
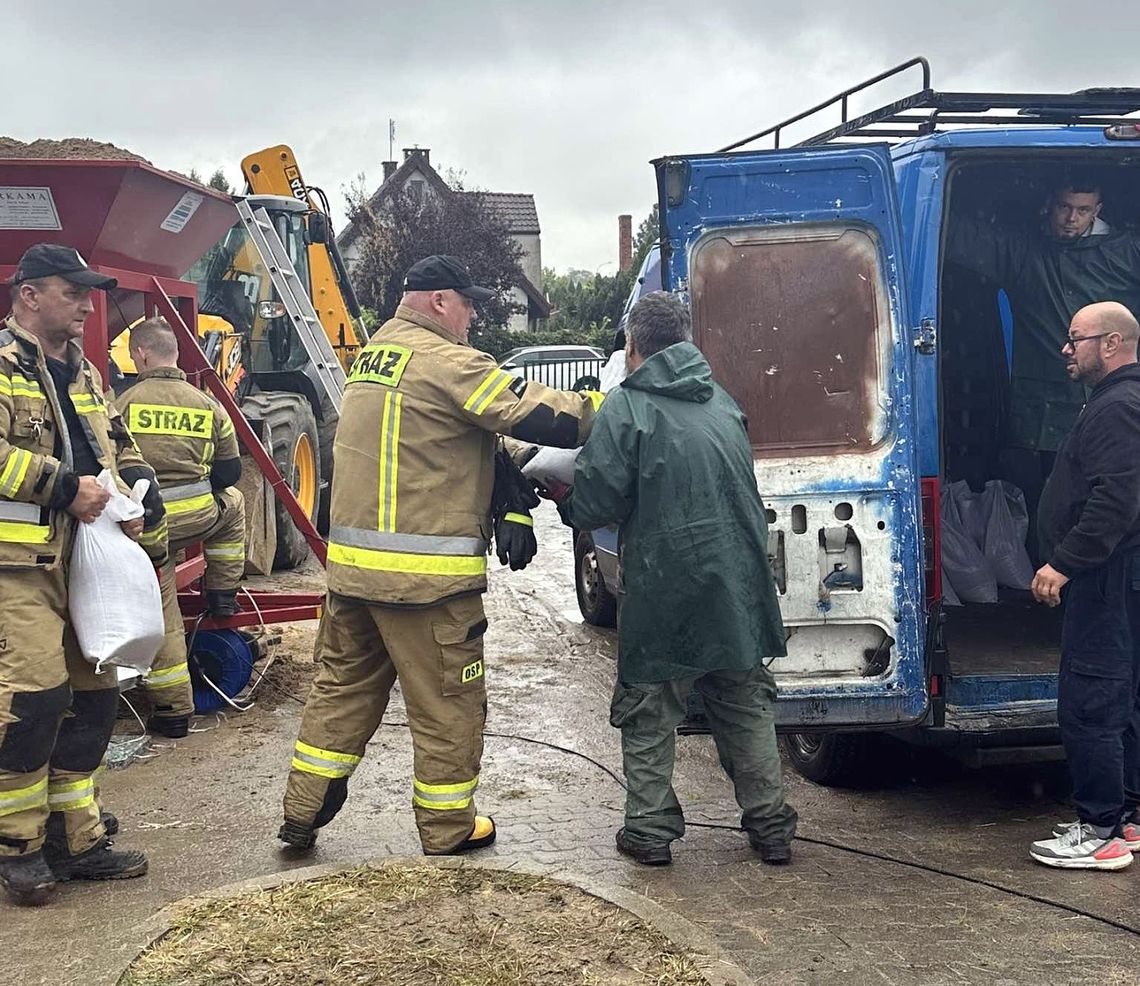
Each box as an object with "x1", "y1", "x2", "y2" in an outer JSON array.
[
  {"x1": 780, "y1": 732, "x2": 882, "y2": 787},
  {"x1": 575, "y1": 532, "x2": 617, "y2": 628}
]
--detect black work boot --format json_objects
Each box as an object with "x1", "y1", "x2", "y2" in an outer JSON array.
[
  {"x1": 147, "y1": 715, "x2": 190, "y2": 739},
  {"x1": 748, "y1": 831, "x2": 792, "y2": 865},
  {"x1": 278, "y1": 820, "x2": 317, "y2": 852},
  {"x1": 44, "y1": 837, "x2": 148, "y2": 882},
  {"x1": 0, "y1": 851, "x2": 57, "y2": 906},
  {"x1": 205, "y1": 589, "x2": 242, "y2": 617},
  {"x1": 615, "y1": 827, "x2": 672, "y2": 866}
]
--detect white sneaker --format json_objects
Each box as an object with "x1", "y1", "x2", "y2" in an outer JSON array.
[
  {"x1": 1031, "y1": 824, "x2": 1133, "y2": 870},
  {"x1": 1052, "y1": 819, "x2": 1140, "y2": 851}
]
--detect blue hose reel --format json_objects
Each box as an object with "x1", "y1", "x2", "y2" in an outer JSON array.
[{"x1": 189, "y1": 629, "x2": 255, "y2": 713}]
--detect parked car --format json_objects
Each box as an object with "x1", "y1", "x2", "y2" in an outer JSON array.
[{"x1": 498, "y1": 345, "x2": 605, "y2": 391}]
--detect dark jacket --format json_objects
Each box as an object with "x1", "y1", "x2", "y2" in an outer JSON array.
[
  {"x1": 946, "y1": 217, "x2": 1140, "y2": 451},
  {"x1": 559, "y1": 342, "x2": 786, "y2": 683},
  {"x1": 1038, "y1": 363, "x2": 1140, "y2": 575}
]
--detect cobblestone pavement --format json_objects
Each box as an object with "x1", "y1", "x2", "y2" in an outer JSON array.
[{"x1": 9, "y1": 504, "x2": 1140, "y2": 986}]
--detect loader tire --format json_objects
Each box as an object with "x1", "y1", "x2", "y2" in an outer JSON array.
[{"x1": 242, "y1": 393, "x2": 321, "y2": 571}]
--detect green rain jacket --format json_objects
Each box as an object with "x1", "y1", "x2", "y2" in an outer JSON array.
[{"x1": 559, "y1": 342, "x2": 786, "y2": 683}]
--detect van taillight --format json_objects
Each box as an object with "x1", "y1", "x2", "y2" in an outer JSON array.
[{"x1": 920, "y1": 477, "x2": 941, "y2": 602}]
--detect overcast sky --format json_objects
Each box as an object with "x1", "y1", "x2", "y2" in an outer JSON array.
[{"x1": 6, "y1": 2, "x2": 1139, "y2": 271}]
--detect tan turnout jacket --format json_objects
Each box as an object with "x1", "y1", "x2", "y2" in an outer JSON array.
[
  {"x1": 0, "y1": 315, "x2": 154, "y2": 569},
  {"x1": 328, "y1": 305, "x2": 601, "y2": 606},
  {"x1": 115, "y1": 366, "x2": 239, "y2": 548}
]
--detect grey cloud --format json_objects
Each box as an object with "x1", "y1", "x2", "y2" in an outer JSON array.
[{"x1": 7, "y1": 1, "x2": 1140, "y2": 269}]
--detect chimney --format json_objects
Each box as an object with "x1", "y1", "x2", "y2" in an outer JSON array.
[
  {"x1": 618, "y1": 214, "x2": 633, "y2": 272},
  {"x1": 403, "y1": 147, "x2": 430, "y2": 167},
  {"x1": 382, "y1": 160, "x2": 397, "y2": 181}
]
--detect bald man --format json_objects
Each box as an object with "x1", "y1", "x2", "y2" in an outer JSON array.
[{"x1": 1028, "y1": 302, "x2": 1140, "y2": 870}]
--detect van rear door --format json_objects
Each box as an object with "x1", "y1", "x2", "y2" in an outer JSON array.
[{"x1": 655, "y1": 145, "x2": 925, "y2": 728}]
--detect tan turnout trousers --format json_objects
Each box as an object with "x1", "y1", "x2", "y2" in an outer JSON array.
[
  {"x1": 283, "y1": 591, "x2": 487, "y2": 854},
  {"x1": 146, "y1": 487, "x2": 246, "y2": 719},
  {"x1": 0, "y1": 567, "x2": 118, "y2": 856}
]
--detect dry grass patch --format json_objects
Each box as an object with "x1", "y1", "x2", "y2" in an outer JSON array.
[{"x1": 121, "y1": 864, "x2": 711, "y2": 986}]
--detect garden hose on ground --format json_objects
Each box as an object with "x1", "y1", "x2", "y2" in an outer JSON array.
[{"x1": 217, "y1": 654, "x2": 1140, "y2": 939}]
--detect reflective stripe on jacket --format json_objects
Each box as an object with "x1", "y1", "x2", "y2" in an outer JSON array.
[
  {"x1": 115, "y1": 367, "x2": 239, "y2": 543},
  {"x1": 0, "y1": 316, "x2": 150, "y2": 568},
  {"x1": 328, "y1": 305, "x2": 601, "y2": 606}
]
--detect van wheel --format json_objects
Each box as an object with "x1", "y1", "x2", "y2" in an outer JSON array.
[
  {"x1": 575, "y1": 532, "x2": 617, "y2": 627},
  {"x1": 780, "y1": 732, "x2": 882, "y2": 787}
]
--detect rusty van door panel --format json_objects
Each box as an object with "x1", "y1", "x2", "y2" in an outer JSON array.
[{"x1": 654, "y1": 145, "x2": 925, "y2": 728}]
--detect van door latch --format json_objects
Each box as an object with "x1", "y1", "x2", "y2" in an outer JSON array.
[{"x1": 913, "y1": 319, "x2": 937, "y2": 355}]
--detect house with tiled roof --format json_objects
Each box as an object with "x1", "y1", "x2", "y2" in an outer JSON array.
[{"x1": 337, "y1": 148, "x2": 550, "y2": 333}]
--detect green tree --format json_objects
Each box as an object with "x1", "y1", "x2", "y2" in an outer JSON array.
[
  {"x1": 187, "y1": 167, "x2": 235, "y2": 194},
  {"x1": 631, "y1": 202, "x2": 659, "y2": 274},
  {"x1": 344, "y1": 175, "x2": 525, "y2": 350}
]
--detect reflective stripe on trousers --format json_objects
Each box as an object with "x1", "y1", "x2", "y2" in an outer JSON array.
[
  {"x1": 146, "y1": 661, "x2": 191, "y2": 690},
  {"x1": 412, "y1": 775, "x2": 479, "y2": 811},
  {"x1": 204, "y1": 541, "x2": 244, "y2": 561},
  {"x1": 47, "y1": 775, "x2": 95, "y2": 813},
  {"x1": 0, "y1": 777, "x2": 48, "y2": 817},
  {"x1": 290, "y1": 740, "x2": 362, "y2": 779},
  {"x1": 328, "y1": 526, "x2": 487, "y2": 577}
]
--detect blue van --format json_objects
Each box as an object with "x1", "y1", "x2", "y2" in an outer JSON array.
[{"x1": 572, "y1": 59, "x2": 1140, "y2": 784}]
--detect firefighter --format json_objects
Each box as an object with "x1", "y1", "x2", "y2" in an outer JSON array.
[
  {"x1": 0, "y1": 244, "x2": 163, "y2": 906},
  {"x1": 114, "y1": 316, "x2": 245, "y2": 739},
  {"x1": 280, "y1": 255, "x2": 602, "y2": 856}
]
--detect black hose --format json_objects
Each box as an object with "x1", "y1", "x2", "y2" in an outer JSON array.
[{"x1": 219, "y1": 656, "x2": 1140, "y2": 938}]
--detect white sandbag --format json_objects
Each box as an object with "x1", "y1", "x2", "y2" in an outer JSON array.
[
  {"x1": 68, "y1": 470, "x2": 165, "y2": 674},
  {"x1": 522, "y1": 445, "x2": 580, "y2": 487},
  {"x1": 982, "y1": 480, "x2": 1035, "y2": 589},
  {"x1": 941, "y1": 483, "x2": 997, "y2": 604},
  {"x1": 522, "y1": 348, "x2": 628, "y2": 488}
]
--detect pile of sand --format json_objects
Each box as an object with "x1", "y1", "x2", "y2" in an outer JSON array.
[{"x1": 0, "y1": 136, "x2": 149, "y2": 163}]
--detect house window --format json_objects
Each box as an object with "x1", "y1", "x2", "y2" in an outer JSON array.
[{"x1": 408, "y1": 179, "x2": 425, "y2": 205}]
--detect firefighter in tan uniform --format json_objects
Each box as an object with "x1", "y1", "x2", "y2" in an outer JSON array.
[
  {"x1": 280, "y1": 256, "x2": 603, "y2": 855},
  {"x1": 115, "y1": 316, "x2": 245, "y2": 739},
  {"x1": 0, "y1": 245, "x2": 163, "y2": 906}
]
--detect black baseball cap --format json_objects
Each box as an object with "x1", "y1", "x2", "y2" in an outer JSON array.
[
  {"x1": 9, "y1": 244, "x2": 117, "y2": 290},
  {"x1": 403, "y1": 255, "x2": 494, "y2": 302}
]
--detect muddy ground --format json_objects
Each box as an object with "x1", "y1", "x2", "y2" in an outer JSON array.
[{"x1": 8, "y1": 504, "x2": 1140, "y2": 986}]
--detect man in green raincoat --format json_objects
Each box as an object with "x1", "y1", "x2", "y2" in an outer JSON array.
[{"x1": 556, "y1": 292, "x2": 797, "y2": 866}]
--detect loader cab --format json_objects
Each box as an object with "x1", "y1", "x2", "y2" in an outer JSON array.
[
  {"x1": 654, "y1": 59, "x2": 1140, "y2": 780},
  {"x1": 190, "y1": 195, "x2": 314, "y2": 379}
]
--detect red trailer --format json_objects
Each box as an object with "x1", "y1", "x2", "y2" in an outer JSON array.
[{"x1": 0, "y1": 157, "x2": 325, "y2": 706}]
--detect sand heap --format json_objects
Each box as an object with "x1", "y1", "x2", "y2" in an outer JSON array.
[{"x1": 0, "y1": 137, "x2": 149, "y2": 163}]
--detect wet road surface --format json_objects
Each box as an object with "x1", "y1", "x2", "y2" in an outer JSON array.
[{"x1": 9, "y1": 504, "x2": 1140, "y2": 986}]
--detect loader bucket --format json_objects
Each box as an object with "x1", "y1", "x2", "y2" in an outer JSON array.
[{"x1": 0, "y1": 159, "x2": 237, "y2": 278}]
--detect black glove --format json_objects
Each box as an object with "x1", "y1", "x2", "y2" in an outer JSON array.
[
  {"x1": 492, "y1": 448, "x2": 540, "y2": 571},
  {"x1": 495, "y1": 512, "x2": 537, "y2": 570}
]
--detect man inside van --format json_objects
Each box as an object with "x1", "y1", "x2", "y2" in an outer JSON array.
[
  {"x1": 946, "y1": 180, "x2": 1140, "y2": 558},
  {"x1": 1028, "y1": 301, "x2": 1140, "y2": 871}
]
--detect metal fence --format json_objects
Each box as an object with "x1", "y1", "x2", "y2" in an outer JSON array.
[{"x1": 508, "y1": 357, "x2": 605, "y2": 392}]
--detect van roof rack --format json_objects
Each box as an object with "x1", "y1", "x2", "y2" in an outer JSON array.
[{"x1": 721, "y1": 56, "x2": 1140, "y2": 152}]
